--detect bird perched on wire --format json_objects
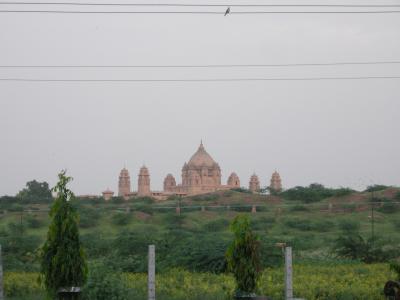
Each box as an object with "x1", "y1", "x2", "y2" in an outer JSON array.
[{"x1": 224, "y1": 6, "x2": 230, "y2": 16}]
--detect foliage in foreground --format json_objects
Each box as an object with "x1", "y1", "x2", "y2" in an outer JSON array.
[
  {"x1": 40, "y1": 171, "x2": 87, "y2": 297},
  {"x1": 5, "y1": 263, "x2": 398, "y2": 300},
  {"x1": 226, "y1": 215, "x2": 261, "y2": 296}
]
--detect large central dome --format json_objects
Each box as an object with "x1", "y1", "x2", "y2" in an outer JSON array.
[{"x1": 187, "y1": 142, "x2": 218, "y2": 168}]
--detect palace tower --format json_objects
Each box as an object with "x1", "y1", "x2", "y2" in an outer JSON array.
[
  {"x1": 270, "y1": 170, "x2": 282, "y2": 192},
  {"x1": 249, "y1": 173, "x2": 260, "y2": 193},
  {"x1": 138, "y1": 165, "x2": 151, "y2": 196},
  {"x1": 118, "y1": 168, "x2": 131, "y2": 198}
]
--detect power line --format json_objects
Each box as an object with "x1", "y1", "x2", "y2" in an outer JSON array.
[
  {"x1": 2, "y1": 10, "x2": 400, "y2": 13},
  {"x1": 1, "y1": 76, "x2": 400, "y2": 82},
  {"x1": 1, "y1": 61, "x2": 400, "y2": 68},
  {"x1": 1, "y1": 2, "x2": 400, "y2": 7}
]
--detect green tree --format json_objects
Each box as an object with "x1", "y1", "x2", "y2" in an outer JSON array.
[
  {"x1": 40, "y1": 171, "x2": 87, "y2": 299},
  {"x1": 17, "y1": 180, "x2": 52, "y2": 203},
  {"x1": 226, "y1": 215, "x2": 261, "y2": 297}
]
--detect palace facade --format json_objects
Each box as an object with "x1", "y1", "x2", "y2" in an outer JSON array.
[{"x1": 102, "y1": 142, "x2": 282, "y2": 200}]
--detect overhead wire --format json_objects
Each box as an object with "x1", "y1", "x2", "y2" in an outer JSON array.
[
  {"x1": 1, "y1": 76, "x2": 400, "y2": 82},
  {"x1": 1, "y1": 61, "x2": 400, "y2": 68},
  {"x1": 1, "y1": 10, "x2": 400, "y2": 14},
  {"x1": 1, "y1": 2, "x2": 400, "y2": 7}
]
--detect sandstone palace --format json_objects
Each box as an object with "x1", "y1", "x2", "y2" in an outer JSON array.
[{"x1": 102, "y1": 142, "x2": 282, "y2": 200}]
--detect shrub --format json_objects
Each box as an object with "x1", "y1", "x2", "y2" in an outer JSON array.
[
  {"x1": 365, "y1": 185, "x2": 389, "y2": 193},
  {"x1": 25, "y1": 215, "x2": 44, "y2": 228},
  {"x1": 203, "y1": 219, "x2": 229, "y2": 232},
  {"x1": 393, "y1": 219, "x2": 400, "y2": 230},
  {"x1": 377, "y1": 198, "x2": 400, "y2": 214},
  {"x1": 251, "y1": 217, "x2": 275, "y2": 231},
  {"x1": 4, "y1": 272, "x2": 42, "y2": 297},
  {"x1": 231, "y1": 188, "x2": 252, "y2": 194},
  {"x1": 82, "y1": 264, "x2": 132, "y2": 300},
  {"x1": 333, "y1": 234, "x2": 397, "y2": 263},
  {"x1": 313, "y1": 220, "x2": 335, "y2": 232},
  {"x1": 79, "y1": 206, "x2": 101, "y2": 228},
  {"x1": 285, "y1": 219, "x2": 313, "y2": 231},
  {"x1": 111, "y1": 213, "x2": 132, "y2": 226},
  {"x1": 163, "y1": 213, "x2": 186, "y2": 230},
  {"x1": 289, "y1": 204, "x2": 309, "y2": 212},
  {"x1": 226, "y1": 215, "x2": 261, "y2": 297},
  {"x1": 339, "y1": 219, "x2": 360, "y2": 232},
  {"x1": 333, "y1": 188, "x2": 355, "y2": 197}
]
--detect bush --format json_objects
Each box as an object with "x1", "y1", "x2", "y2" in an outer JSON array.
[
  {"x1": 79, "y1": 206, "x2": 101, "y2": 228},
  {"x1": 365, "y1": 185, "x2": 389, "y2": 193},
  {"x1": 377, "y1": 198, "x2": 400, "y2": 214},
  {"x1": 313, "y1": 220, "x2": 335, "y2": 232},
  {"x1": 333, "y1": 188, "x2": 355, "y2": 197},
  {"x1": 285, "y1": 219, "x2": 313, "y2": 231},
  {"x1": 333, "y1": 234, "x2": 398, "y2": 263},
  {"x1": 4, "y1": 272, "x2": 42, "y2": 297},
  {"x1": 163, "y1": 213, "x2": 186, "y2": 230},
  {"x1": 289, "y1": 204, "x2": 309, "y2": 212},
  {"x1": 111, "y1": 213, "x2": 132, "y2": 226},
  {"x1": 392, "y1": 219, "x2": 400, "y2": 230},
  {"x1": 339, "y1": 219, "x2": 360, "y2": 232},
  {"x1": 251, "y1": 217, "x2": 275, "y2": 231},
  {"x1": 25, "y1": 215, "x2": 44, "y2": 228},
  {"x1": 203, "y1": 219, "x2": 229, "y2": 232},
  {"x1": 190, "y1": 194, "x2": 220, "y2": 202},
  {"x1": 231, "y1": 188, "x2": 252, "y2": 194},
  {"x1": 82, "y1": 264, "x2": 132, "y2": 300}
]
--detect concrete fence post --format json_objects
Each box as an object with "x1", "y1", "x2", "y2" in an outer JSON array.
[
  {"x1": 148, "y1": 245, "x2": 156, "y2": 300},
  {"x1": 251, "y1": 205, "x2": 257, "y2": 213},
  {"x1": 0, "y1": 245, "x2": 3, "y2": 300},
  {"x1": 285, "y1": 247, "x2": 293, "y2": 300}
]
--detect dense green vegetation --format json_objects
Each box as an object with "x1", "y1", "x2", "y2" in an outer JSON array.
[
  {"x1": 5, "y1": 263, "x2": 399, "y2": 300},
  {"x1": 1, "y1": 180, "x2": 400, "y2": 299}
]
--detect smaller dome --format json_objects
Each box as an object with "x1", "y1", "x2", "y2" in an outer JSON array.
[{"x1": 228, "y1": 172, "x2": 240, "y2": 187}]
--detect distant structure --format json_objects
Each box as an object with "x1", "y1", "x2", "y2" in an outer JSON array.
[
  {"x1": 163, "y1": 174, "x2": 176, "y2": 192},
  {"x1": 102, "y1": 142, "x2": 282, "y2": 200},
  {"x1": 118, "y1": 168, "x2": 131, "y2": 199},
  {"x1": 102, "y1": 188, "x2": 114, "y2": 201},
  {"x1": 138, "y1": 165, "x2": 151, "y2": 196},
  {"x1": 227, "y1": 172, "x2": 240, "y2": 188},
  {"x1": 270, "y1": 170, "x2": 282, "y2": 192},
  {"x1": 249, "y1": 173, "x2": 260, "y2": 193}
]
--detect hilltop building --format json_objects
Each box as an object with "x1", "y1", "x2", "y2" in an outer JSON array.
[{"x1": 103, "y1": 142, "x2": 282, "y2": 200}]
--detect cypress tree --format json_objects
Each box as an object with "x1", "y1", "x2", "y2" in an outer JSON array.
[{"x1": 40, "y1": 170, "x2": 87, "y2": 299}]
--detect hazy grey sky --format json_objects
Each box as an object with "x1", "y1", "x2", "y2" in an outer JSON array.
[{"x1": 1, "y1": 3, "x2": 399, "y2": 195}]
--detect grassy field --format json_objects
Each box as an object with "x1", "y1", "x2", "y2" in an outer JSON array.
[{"x1": 5, "y1": 263, "x2": 397, "y2": 300}]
